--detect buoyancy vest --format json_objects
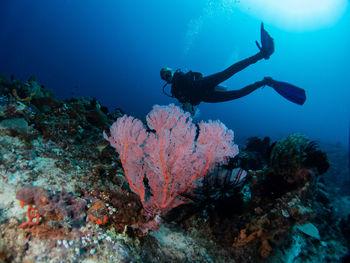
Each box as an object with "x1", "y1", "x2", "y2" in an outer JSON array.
[{"x1": 171, "y1": 70, "x2": 203, "y2": 105}]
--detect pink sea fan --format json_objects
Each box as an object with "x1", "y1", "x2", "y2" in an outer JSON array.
[
  {"x1": 103, "y1": 115, "x2": 148, "y2": 200},
  {"x1": 104, "y1": 104, "x2": 239, "y2": 216}
]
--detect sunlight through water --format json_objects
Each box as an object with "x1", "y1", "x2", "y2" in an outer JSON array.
[{"x1": 234, "y1": 0, "x2": 348, "y2": 31}]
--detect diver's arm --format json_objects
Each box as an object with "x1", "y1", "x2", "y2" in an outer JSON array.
[
  {"x1": 193, "y1": 72, "x2": 203, "y2": 80},
  {"x1": 182, "y1": 102, "x2": 196, "y2": 115}
]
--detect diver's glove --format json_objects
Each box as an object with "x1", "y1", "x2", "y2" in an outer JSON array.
[{"x1": 256, "y1": 23, "x2": 274, "y2": 60}]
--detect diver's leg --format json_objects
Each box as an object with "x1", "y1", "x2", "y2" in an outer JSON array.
[
  {"x1": 196, "y1": 52, "x2": 265, "y2": 89},
  {"x1": 202, "y1": 79, "x2": 267, "y2": 103}
]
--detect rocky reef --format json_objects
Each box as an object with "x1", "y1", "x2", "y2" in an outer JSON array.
[{"x1": 0, "y1": 75, "x2": 348, "y2": 262}]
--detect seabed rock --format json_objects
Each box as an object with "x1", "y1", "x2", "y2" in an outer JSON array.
[{"x1": 0, "y1": 76, "x2": 348, "y2": 262}]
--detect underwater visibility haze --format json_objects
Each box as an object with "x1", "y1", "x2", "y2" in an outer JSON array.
[
  {"x1": 1, "y1": 1, "x2": 350, "y2": 262},
  {"x1": 0, "y1": 0, "x2": 349, "y2": 145}
]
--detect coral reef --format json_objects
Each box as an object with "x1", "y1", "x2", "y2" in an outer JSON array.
[
  {"x1": 103, "y1": 104, "x2": 238, "y2": 217},
  {"x1": 16, "y1": 185, "x2": 87, "y2": 228},
  {"x1": 0, "y1": 75, "x2": 348, "y2": 262}
]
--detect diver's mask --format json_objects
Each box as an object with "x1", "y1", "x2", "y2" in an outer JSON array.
[{"x1": 160, "y1": 67, "x2": 173, "y2": 83}]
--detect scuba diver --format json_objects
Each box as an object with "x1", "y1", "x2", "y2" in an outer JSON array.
[{"x1": 160, "y1": 23, "x2": 306, "y2": 115}]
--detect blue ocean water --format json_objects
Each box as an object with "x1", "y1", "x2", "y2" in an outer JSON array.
[{"x1": 0, "y1": 0, "x2": 349, "y2": 147}]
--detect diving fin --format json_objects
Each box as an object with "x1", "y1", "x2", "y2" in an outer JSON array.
[
  {"x1": 270, "y1": 80, "x2": 306, "y2": 105},
  {"x1": 256, "y1": 23, "x2": 274, "y2": 59}
]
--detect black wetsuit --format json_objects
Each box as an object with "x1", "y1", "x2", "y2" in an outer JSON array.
[{"x1": 170, "y1": 52, "x2": 267, "y2": 106}]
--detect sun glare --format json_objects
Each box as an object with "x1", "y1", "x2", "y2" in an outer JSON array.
[{"x1": 234, "y1": 0, "x2": 348, "y2": 31}]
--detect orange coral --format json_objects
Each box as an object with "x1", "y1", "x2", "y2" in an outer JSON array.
[
  {"x1": 87, "y1": 201, "x2": 109, "y2": 225},
  {"x1": 12, "y1": 89, "x2": 36, "y2": 103},
  {"x1": 259, "y1": 239, "x2": 272, "y2": 259},
  {"x1": 232, "y1": 229, "x2": 262, "y2": 247},
  {"x1": 232, "y1": 228, "x2": 272, "y2": 259},
  {"x1": 18, "y1": 204, "x2": 40, "y2": 228}
]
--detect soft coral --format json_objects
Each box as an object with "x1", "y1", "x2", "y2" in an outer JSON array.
[{"x1": 104, "y1": 104, "x2": 239, "y2": 217}]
